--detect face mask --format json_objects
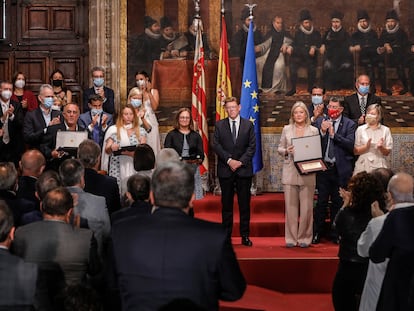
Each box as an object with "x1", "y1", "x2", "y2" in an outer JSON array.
[
  {"x1": 43, "y1": 97, "x2": 54, "y2": 109},
  {"x1": 328, "y1": 108, "x2": 341, "y2": 120},
  {"x1": 51, "y1": 105, "x2": 61, "y2": 111},
  {"x1": 311, "y1": 95, "x2": 323, "y2": 106},
  {"x1": 91, "y1": 108, "x2": 103, "y2": 116},
  {"x1": 136, "y1": 80, "x2": 146, "y2": 88},
  {"x1": 124, "y1": 123, "x2": 133, "y2": 130},
  {"x1": 358, "y1": 85, "x2": 370, "y2": 95},
  {"x1": 93, "y1": 78, "x2": 104, "y2": 87},
  {"x1": 52, "y1": 80, "x2": 63, "y2": 87},
  {"x1": 1, "y1": 90, "x2": 12, "y2": 100},
  {"x1": 15, "y1": 80, "x2": 25, "y2": 89},
  {"x1": 365, "y1": 113, "x2": 377, "y2": 124},
  {"x1": 130, "y1": 99, "x2": 142, "y2": 108}
]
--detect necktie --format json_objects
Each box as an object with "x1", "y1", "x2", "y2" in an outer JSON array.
[
  {"x1": 1, "y1": 103, "x2": 9, "y2": 144},
  {"x1": 232, "y1": 120, "x2": 237, "y2": 144},
  {"x1": 327, "y1": 120, "x2": 336, "y2": 162},
  {"x1": 92, "y1": 123, "x2": 100, "y2": 144},
  {"x1": 360, "y1": 97, "x2": 366, "y2": 115}
]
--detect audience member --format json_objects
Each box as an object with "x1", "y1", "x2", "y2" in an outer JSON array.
[
  {"x1": 256, "y1": 15, "x2": 292, "y2": 94},
  {"x1": 16, "y1": 149, "x2": 46, "y2": 209},
  {"x1": 353, "y1": 104, "x2": 392, "y2": 175},
  {"x1": 378, "y1": 9, "x2": 410, "y2": 95},
  {"x1": 0, "y1": 80, "x2": 25, "y2": 166},
  {"x1": 127, "y1": 86, "x2": 152, "y2": 138},
  {"x1": 50, "y1": 69, "x2": 72, "y2": 110},
  {"x1": 213, "y1": 97, "x2": 256, "y2": 246},
  {"x1": 343, "y1": 74, "x2": 382, "y2": 126},
  {"x1": 110, "y1": 161, "x2": 246, "y2": 310},
  {"x1": 350, "y1": 10, "x2": 391, "y2": 95},
  {"x1": 0, "y1": 201, "x2": 37, "y2": 309},
  {"x1": 39, "y1": 103, "x2": 85, "y2": 171},
  {"x1": 12, "y1": 187, "x2": 101, "y2": 310},
  {"x1": 11, "y1": 71, "x2": 38, "y2": 113},
  {"x1": 77, "y1": 139, "x2": 121, "y2": 215},
  {"x1": 23, "y1": 84, "x2": 62, "y2": 149},
  {"x1": 133, "y1": 143, "x2": 155, "y2": 178},
  {"x1": 110, "y1": 173, "x2": 152, "y2": 225},
  {"x1": 155, "y1": 148, "x2": 180, "y2": 167},
  {"x1": 59, "y1": 159, "x2": 110, "y2": 257},
  {"x1": 83, "y1": 66, "x2": 115, "y2": 114},
  {"x1": 164, "y1": 107, "x2": 204, "y2": 200},
  {"x1": 369, "y1": 172, "x2": 414, "y2": 311},
  {"x1": 308, "y1": 85, "x2": 327, "y2": 124},
  {"x1": 320, "y1": 10, "x2": 353, "y2": 90},
  {"x1": 332, "y1": 171, "x2": 387, "y2": 311},
  {"x1": 286, "y1": 9, "x2": 321, "y2": 96},
  {"x1": 78, "y1": 94, "x2": 113, "y2": 148},
  {"x1": 101, "y1": 104, "x2": 146, "y2": 195},
  {"x1": 135, "y1": 71, "x2": 161, "y2": 155},
  {"x1": 0, "y1": 162, "x2": 37, "y2": 227},
  {"x1": 35, "y1": 170, "x2": 62, "y2": 201},
  {"x1": 313, "y1": 97, "x2": 356, "y2": 244},
  {"x1": 278, "y1": 101, "x2": 319, "y2": 248}
]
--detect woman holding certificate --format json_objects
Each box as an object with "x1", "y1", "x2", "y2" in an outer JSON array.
[
  {"x1": 101, "y1": 104, "x2": 147, "y2": 195},
  {"x1": 278, "y1": 101, "x2": 319, "y2": 248}
]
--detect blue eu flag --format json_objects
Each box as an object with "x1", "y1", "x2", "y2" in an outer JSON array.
[{"x1": 240, "y1": 19, "x2": 263, "y2": 173}]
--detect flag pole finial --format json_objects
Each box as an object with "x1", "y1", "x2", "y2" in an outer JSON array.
[
  {"x1": 221, "y1": 0, "x2": 225, "y2": 14},
  {"x1": 244, "y1": 3, "x2": 257, "y2": 20}
]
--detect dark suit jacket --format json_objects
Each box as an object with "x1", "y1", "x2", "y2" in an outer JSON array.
[
  {"x1": 316, "y1": 115, "x2": 356, "y2": 187},
  {"x1": 0, "y1": 99, "x2": 25, "y2": 164},
  {"x1": 213, "y1": 117, "x2": 256, "y2": 178},
  {"x1": 164, "y1": 129, "x2": 204, "y2": 160},
  {"x1": 342, "y1": 93, "x2": 381, "y2": 124},
  {"x1": 83, "y1": 86, "x2": 115, "y2": 114},
  {"x1": 369, "y1": 205, "x2": 414, "y2": 311},
  {"x1": 0, "y1": 190, "x2": 38, "y2": 227},
  {"x1": 110, "y1": 207, "x2": 246, "y2": 311},
  {"x1": 16, "y1": 176, "x2": 39, "y2": 210},
  {"x1": 84, "y1": 168, "x2": 121, "y2": 215},
  {"x1": 78, "y1": 111, "x2": 113, "y2": 147},
  {"x1": 23, "y1": 107, "x2": 62, "y2": 148},
  {"x1": 0, "y1": 248, "x2": 37, "y2": 308},
  {"x1": 110, "y1": 200, "x2": 152, "y2": 225}
]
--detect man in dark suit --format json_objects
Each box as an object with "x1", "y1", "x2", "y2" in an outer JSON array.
[
  {"x1": 110, "y1": 161, "x2": 246, "y2": 310},
  {"x1": 370, "y1": 172, "x2": 414, "y2": 311},
  {"x1": 12, "y1": 187, "x2": 101, "y2": 311},
  {"x1": 82, "y1": 66, "x2": 115, "y2": 114},
  {"x1": 77, "y1": 139, "x2": 121, "y2": 215},
  {"x1": 111, "y1": 173, "x2": 152, "y2": 224},
  {"x1": 23, "y1": 84, "x2": 62, "y2": 149},
  {"x1": 39, "y1": 103, "x2": 86, "y2": 171},
  {"x1": 78, "y1": 94, "x2": 113, "y2": 148},
  {"x1": 213, "y1": 96, "x2": 256, "y2": 246},
  {"x1": 343, "y1": 74, "x2": 381, "y2": 126},
  {"x1": 312, "y1": 97, "x2": 356, "y2": 244},
  {"x1": 16, "y1": 149, "x2": 46, "y2": 210},
  {"x1": 0, "y1": 201, "x2": 37, "y2": 309},
  {"x1": 0, "y1": 81, "x2": 25, "y2": 166}
]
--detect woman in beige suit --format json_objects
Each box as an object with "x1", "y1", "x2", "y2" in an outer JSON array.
[{"x1": 278, "y1": 101, "x2": 319, "y2": 248}]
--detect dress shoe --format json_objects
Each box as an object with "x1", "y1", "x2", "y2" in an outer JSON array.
[
  {"x1": 285, "y1": 89, "x2": 296, "y2": 96},
  {"x1": 241, "y1": 236, "x2": 253, "y2": 247},
  {"x1": 399, "y1": 88, "x2": 409, "y2": 95},
  {"x1": 299, "y1": 243, "x2": 309, "y2": 248},
  {"x1": 332, "y1": 237, "x2": 340, "y2": 245},
  {"x1": 312, "y1": 233, "x2": 321, "y2": 244},
  {"x1": 381, "y1": 88, "x2": 392, "y2": 96},
  {"x1": 286, "y1": 243, "x2": 296, "y2": 248}
]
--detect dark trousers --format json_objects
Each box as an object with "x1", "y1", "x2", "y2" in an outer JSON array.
[
  {"x1": 314, "y1": 166, "x2": 343, "y2": 238},
  {"x1": 219, "y1": 175, "x2": 252, "y2": 237},
  {"x1": 332, "y1": 259, "x2": 368, "y2": 311}
]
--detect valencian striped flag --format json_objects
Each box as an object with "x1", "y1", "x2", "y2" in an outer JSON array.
[
  {"x1": 240, "y1": 18, "x2": 263, "y2": 173},
  {"x1": 191, "y1": 16, "x2": 208, "y2": 174},
  {"x1": 216, "y1": 15, "x2": 232, "y2": 121}
]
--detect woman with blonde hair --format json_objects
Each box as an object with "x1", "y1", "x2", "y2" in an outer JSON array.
[
  {"x1": 278, "y1": 101, "x2": 319, "y2": 248},
  {"x1": 101, "y1": 104, "x2": 147, "y2": 195}
]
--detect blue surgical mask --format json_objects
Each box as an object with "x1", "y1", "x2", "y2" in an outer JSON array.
[
  {"x1": 358, "y1": 85, "x2": 370, "y2": 95},
  {"x1": 91, "y1": 108, "x2": 103, "y2": 116},
  {"x1": 131, "y1": 99, "x2": 142, "y2": 108},
  {"x1": 43, "y1": 97, "x2": 54, "y2": 109},
  {"x1": 93, "y1": 78, "x2": 104, "y2": 87},
  {"x1": 311, "y1": 95, "x2": 323, "y2": 106}
]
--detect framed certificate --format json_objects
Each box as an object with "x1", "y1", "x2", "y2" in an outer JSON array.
[
  {"x1": 56, "y1": 131, "x2": 88, "y2": 149},
  {"x1": 291, "y1": 135, "x2": 327, "y2": 174}
]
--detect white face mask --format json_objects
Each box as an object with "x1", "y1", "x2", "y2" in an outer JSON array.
[
  {"x1": 15, "y1": 80, "x2": 25, "y2": 89},
  {"x1": 124, "y1": 123, "x2": 133, "y2": 130},
  {"x1": 1, "y1": 90, "x2": 12, "y2": 100}
]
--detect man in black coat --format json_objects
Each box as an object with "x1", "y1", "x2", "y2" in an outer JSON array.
[
  {"x1": 287, "y1": 9, "x2": 321, "y2": 95},
  {"x1": 83, "y1": 66, "x2": 115, "y2": 114},
  {"x1": 110, "y1": 161, "x2": 246, "y2": 311},
  {"x1": 213, "y1": 96, "x2": 256, "y2": 246}
]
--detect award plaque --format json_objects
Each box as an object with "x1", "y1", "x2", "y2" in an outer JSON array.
[{"x1": 291, "y1": 135, "x2": 327, "y2": 174}]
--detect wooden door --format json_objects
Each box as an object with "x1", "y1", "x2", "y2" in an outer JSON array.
[{"x1": 0, "y1": 0, "x2": 88, "y2": 105}]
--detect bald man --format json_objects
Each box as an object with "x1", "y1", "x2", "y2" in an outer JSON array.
[{"x1": 16, "y1": 149, "x2": 46, "y2": 208}]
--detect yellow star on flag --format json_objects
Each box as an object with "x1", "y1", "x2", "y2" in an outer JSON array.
[
  {"x1": 250, "y1": 90, "x2": 258, "y2": 99},
  {"x1": 243, "y1": 79, "x2": 252, "y2": 88},
  {"x1": 249, "y1": 116, "x2": 256, "y2": 125},
  {"x1": 253, "y1": 104, "x2": 259, "y2": 113}
]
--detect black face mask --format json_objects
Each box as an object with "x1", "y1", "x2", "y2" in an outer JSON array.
[{"x1": 52, "y1": 79, "x2": 63, "y2": 87}]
